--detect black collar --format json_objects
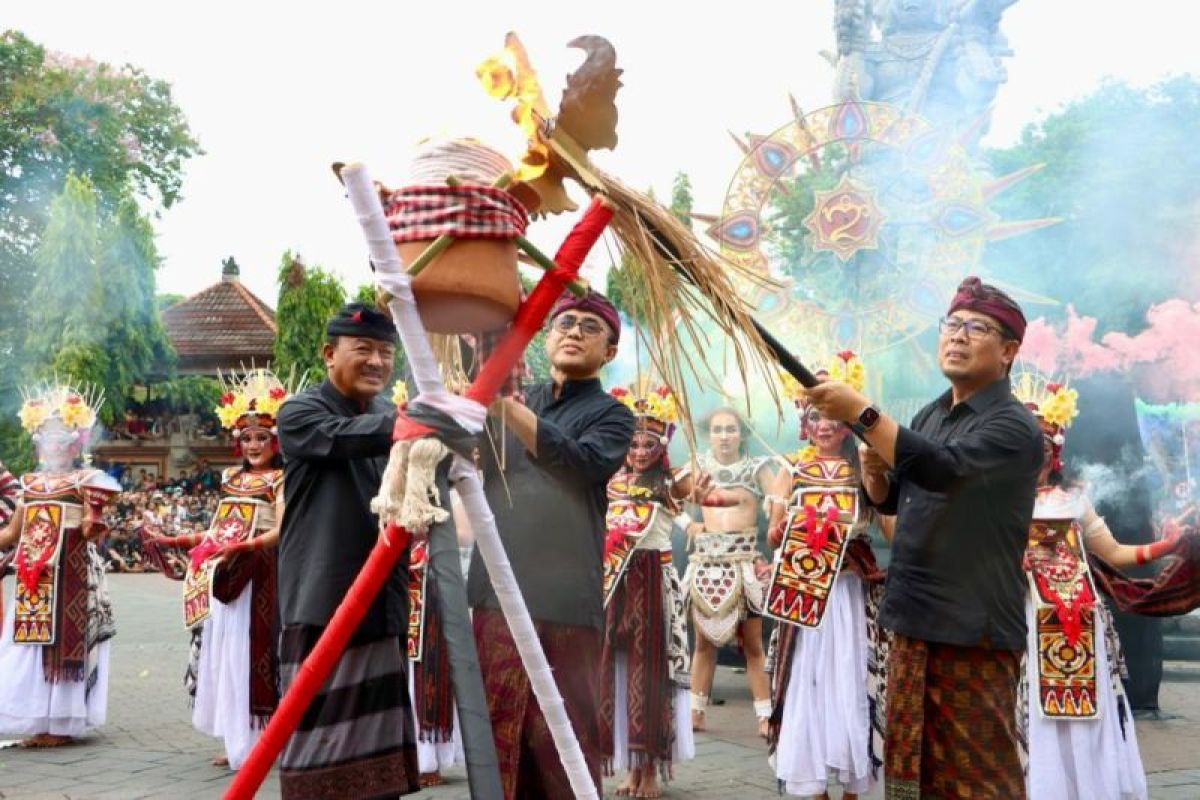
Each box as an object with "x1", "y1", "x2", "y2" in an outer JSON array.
[
  {"x1": 938, "y1": 376, "x2": 1012, "y2": 415},
  {"x1": 319, "y1": 379, "x2": 373, "y2": 415}
]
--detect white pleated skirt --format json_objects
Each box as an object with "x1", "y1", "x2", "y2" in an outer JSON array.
[
  {"x1": 774, "y1": 572, "x2": 874, "y2": 796},
  {"x1": 406, "y1": 666, "x2": 463, "y2": 773},
  {"x1": 0, "y1": 579, "x2": 111, "y2": 737},
  {"x1": 1024, "y1": 600, "x2": 1148, "y2": 800},
  {"x1": 609, "y1": 652, "x2": 695, "y2": 771},
  {"x1": 192, "y1": 582, "x2": 259, "y2": 769}
]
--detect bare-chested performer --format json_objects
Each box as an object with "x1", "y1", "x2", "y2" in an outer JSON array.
[{"x1": 680, "y1": 407, "x2": 778, "y2": 736}]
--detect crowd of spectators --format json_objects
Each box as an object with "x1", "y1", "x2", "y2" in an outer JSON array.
[{"x1": 98, "y1": 461, "x2": 223, "y2": 573}]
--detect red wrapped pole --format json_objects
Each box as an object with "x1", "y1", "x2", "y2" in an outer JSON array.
[
  {"x1": 226, "y1": 195, "x2": 612, "y2": 799},
  {"x1": 466, "y1": 195, "x2": 612, "y2": 404}
]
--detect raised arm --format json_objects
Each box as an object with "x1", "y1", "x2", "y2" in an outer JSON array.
[
  {"x1": 884, "y1": 410, "x2": 1041, "y2": 494},
  {"x1": 766, "y1": 466, "x2": 792, "y2": 548},
  {"x1": 1082, "y1": 500, "x2": 1187, "y2": 569},
  {"x1": 277, "y1": 397, "x2": 395, "y2": 462}
]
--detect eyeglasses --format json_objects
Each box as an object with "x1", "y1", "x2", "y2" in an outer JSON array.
[
  {"x1": 938, "y1": 316, "x2": 1004, "y2": 341},
  {"x1": 551, "y1": 313, "x2": 608, "y2": 339}
]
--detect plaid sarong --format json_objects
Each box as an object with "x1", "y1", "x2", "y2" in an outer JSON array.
[
  {"x1": 885, "y1": 634, "x2": 1025, "y2": 800},
  {"x1": 386, "y1": 185, "x2": 528, "y2": 242},
  {"x1": 279, "y1": 625, "x2": 420, "y2": 799}
]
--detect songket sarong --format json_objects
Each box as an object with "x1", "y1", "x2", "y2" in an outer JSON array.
[
  {"x1": 884, "y1": 633, "x2": 1024, "y2": 800},
  {"x1": 473, "y1": 606, "x2": 602, "y2": 800},
  {"x1": 278, "y1": 625, "x2": 420, "y2": 799}
]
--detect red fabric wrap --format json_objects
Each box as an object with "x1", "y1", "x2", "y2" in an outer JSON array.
[
  {"x1": 386, "y1": 185, "x2": 529, "y2": 242},
  {"x1": 948, "y1": 275, "x2": 1028, "y2": 341},
  {"x1": 1088, "y1": 530, "x2": 1200, "y2": 616}
]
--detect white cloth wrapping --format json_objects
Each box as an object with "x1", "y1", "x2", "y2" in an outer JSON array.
[
  {"x1": 773, "y1": 573, "x2": 874, "y2": 797},
  {"x1": 1024, "y1": 599, "x2": 1148, "y2": 800},
  {"x1": 0, "y1": 580, "x2": 110, "y2": 737},
  {"x1": 192, "y1": 582, "x2": 258, "y2": 769}
]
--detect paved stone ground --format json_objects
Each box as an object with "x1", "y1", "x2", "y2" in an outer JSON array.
[{"x1": 1, "y1": 574, "x2": 1197, "y2": 799}]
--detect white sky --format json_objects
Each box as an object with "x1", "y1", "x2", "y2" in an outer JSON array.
[{"x1": 8, "y1": 1, "x2": 1198, "y2": 305}]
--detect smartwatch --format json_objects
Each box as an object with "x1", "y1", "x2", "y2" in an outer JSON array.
[{"x1": 850, "y1": 404, "x2": 882, "y2": 436}]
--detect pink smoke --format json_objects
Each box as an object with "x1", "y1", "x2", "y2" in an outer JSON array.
[{"x1": 1020, "y1": 300, "x2": 1200, "y2": 403}]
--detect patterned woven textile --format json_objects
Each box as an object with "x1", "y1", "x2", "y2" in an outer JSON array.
[
  {"x1": 473, "y1": 607, "x2": 602, "y2": 800},
  {"x1": 386, "y1": 185, "x2": 529, "y2": 243},
  {"x1": 884, "y1": 634, "x2": 1025, "y2": 800},
  {"x1": 278, "y1": 625, "x2": 420, "y2": 799},
  {"x1": 599, "y1": 549, "x2": 673, "y2": 773},
  {"x1": 1088, "y1": 530, "x2": 1200, "y2": 617}
]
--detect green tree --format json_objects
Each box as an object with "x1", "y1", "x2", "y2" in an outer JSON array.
[
  {"x1": 984, "y1": 76, "x2": 1200, "y2": 334},
  {"x1": 669, "y1": 171, "x2": 695, "y2": 228},
  {"x1": 274, "y1": 252, "x2": 347, "y2": 385},
  {"x1": 0, "y1": 30, "x2": 199, "y2": 468}
]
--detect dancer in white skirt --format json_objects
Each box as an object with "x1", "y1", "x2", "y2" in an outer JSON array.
[
  {"x1": 145, "y1": 369, "x2": 291, "y2": 768},
  {"x1": 764, "y1": 354, "x2": 885, "y2": 800},
  {"x1": 600, "y1": 384, "x2": 703, "y2": 798},
  {"x1": 1012, "y1": 371, "x2": 1190, "y2": 800},
  {"x1": 0, "y1": 382, "x2": 119, "y2": 747}
]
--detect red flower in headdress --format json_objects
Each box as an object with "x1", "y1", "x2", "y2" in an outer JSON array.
[
  {"x1": 610, "y1": 387, "x2": 629, "y2": 398},
  {"x1": 837, "y1": 350, "x2": 856, "y2": 363},
  {"x1": 655, "y1": 385, "x2": 671, "y2": 397},
  {"x1": 269, "y1": 386, "x2": 286, "y2": 399},
  {"x1": 220, "y1": 392, "x2": 235, "y2": 405}
]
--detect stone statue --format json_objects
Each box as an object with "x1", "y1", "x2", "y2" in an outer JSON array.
[{"x1": 832, "y1": 0, "x2": 1017, "y2": 146}]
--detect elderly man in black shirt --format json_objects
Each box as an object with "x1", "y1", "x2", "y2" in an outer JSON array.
[
  {"x1": 807, "y1": 277, "x2": 1042, "y2": 800},
  {"x1": 275, "y1": 303, "x2": 420, "y2": 798},
  {"x1": 467, "y1": 290, "x2": 634, "y2": 800}
]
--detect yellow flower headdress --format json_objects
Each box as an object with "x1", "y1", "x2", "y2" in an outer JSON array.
[
  {"x1": 216, "y1": 367, "x2": 301, "y2": 435},
  {"x1": 610, "y1": 381, "x2": 678, "y2": 440},
  {"x1": 1012, "y1": 370, "x2": 1079, "y2": 434},
  {"x1": 18, "y1": 381, "x2": 102, "y2": 436},
  {"x1": 778, "y1": 350, "x2": 868, "y2": 407}
]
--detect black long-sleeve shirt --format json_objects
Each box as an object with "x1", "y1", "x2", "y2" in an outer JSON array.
[
  {"x1": 873, "y1": 377, "x2": 1043, "y2": 650},
  {"x1": 467, "y1": 378, "x2": 634, "y2": 630},
  {"x1": 277, "y1": 380, "x2": 403, "y2": 638}
]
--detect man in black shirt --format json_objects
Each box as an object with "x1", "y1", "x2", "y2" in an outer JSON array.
[
  {"x1": 275, "y1": 303, "x2": 420, "y2": 798},
  {"x1": 807, "y1": 276, "x2": 1042, "y2": 799},
  {"x1": 468, "y1": 290, "x2": 634, "y2": 799}
]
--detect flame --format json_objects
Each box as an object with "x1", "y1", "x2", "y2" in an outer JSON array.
[{"x1": 475, "y1": 32, "x2": 552, "y2": 182}]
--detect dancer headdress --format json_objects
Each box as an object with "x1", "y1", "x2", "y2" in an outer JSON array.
[
  {"x1": 1012, "y1": 369, "x2": 1079, "y2": 472},
  {"x1": 215, "y1": 368, "x2": 300, "y2": 438},
  {"x1": 610, "y1": 382, "x2": 678, "y2": 443},
  {"x1": 18, "y1": 381, "x2": 102, "y2": 441}
]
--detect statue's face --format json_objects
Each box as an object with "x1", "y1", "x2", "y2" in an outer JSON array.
[{"x1": 886, "y1": 0, "x2": 941, "y2": 31}]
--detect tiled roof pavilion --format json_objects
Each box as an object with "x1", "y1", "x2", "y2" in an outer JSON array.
[{"x1": 162, "y1": 259, "x2": 276, "y2": 374}]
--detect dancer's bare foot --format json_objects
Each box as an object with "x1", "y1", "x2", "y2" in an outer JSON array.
[
  {"x1": 634, "y1": 763, "x2": 661, "y2": 798},
  {"x1": 615, "y1": 769, "x2": 640, "y2": 796},
  {"x1": 757, "y1": 716, "x2": 770, "y2": 739},
  {"x1": 691, "y1": 709, "x2": 705, "y2": 732},
  {"x1": 19, "y1": 733, "x2": 73, "y2": 748},
  {"x1": 211, "y1": 754, "x2": 229, "y2": 767},
  {"x1": 419, "y1": 771, "x2": 444, "y2": 788}
]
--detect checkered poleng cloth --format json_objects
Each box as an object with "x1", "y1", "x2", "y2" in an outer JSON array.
[{"x1": 385, "y1": 184, "x2": 529, "y2": 242}]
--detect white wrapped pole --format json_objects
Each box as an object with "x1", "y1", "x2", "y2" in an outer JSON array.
[{"x1": 344, "y1": 163, "x2": 597, "y2": 798}]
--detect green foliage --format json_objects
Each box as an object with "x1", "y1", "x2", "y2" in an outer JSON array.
[
  {"x1": 669, "y1": 171, "x2": 695, "y2": 228},
  {"x1": 0, "y1": 30, "x2": 198, "y2": 467},
  {"x1": 352, "y1": 283, "x2": 378, "y2": 307},
  {"x1": 984, "y1": 76, "x2": 1200, "y2": 334},
  {"x1": 274, "y1": 252, "x2": 346, "y2": 385},
  {"x1": 19, "y1": 173, "x2": 177, "y2": 428},
  {"x1": 156, "y1": 375, "x2": 222, "y2": 413},
  {"x1": 156, "y1": 293, "x2": 185, "y2": 311}
]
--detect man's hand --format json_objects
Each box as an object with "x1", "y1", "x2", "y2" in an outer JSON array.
[
  {"x1": 804, "y1": 381, "x2": 870, "y2": 424},
  {"x1": 859, "y1": 444, "x2": 888, "y2": 481},
  {"x1": 753, "y1": 555, "x2": 772, "y2": 583}
]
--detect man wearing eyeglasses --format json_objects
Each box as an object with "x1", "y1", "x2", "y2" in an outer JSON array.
[
  {"x1": 806, "y1": 276, "x2": 1042, "y2": 800},
  {"x1": 468, "y1": 289, "x2": 635, "y2": 799}
]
